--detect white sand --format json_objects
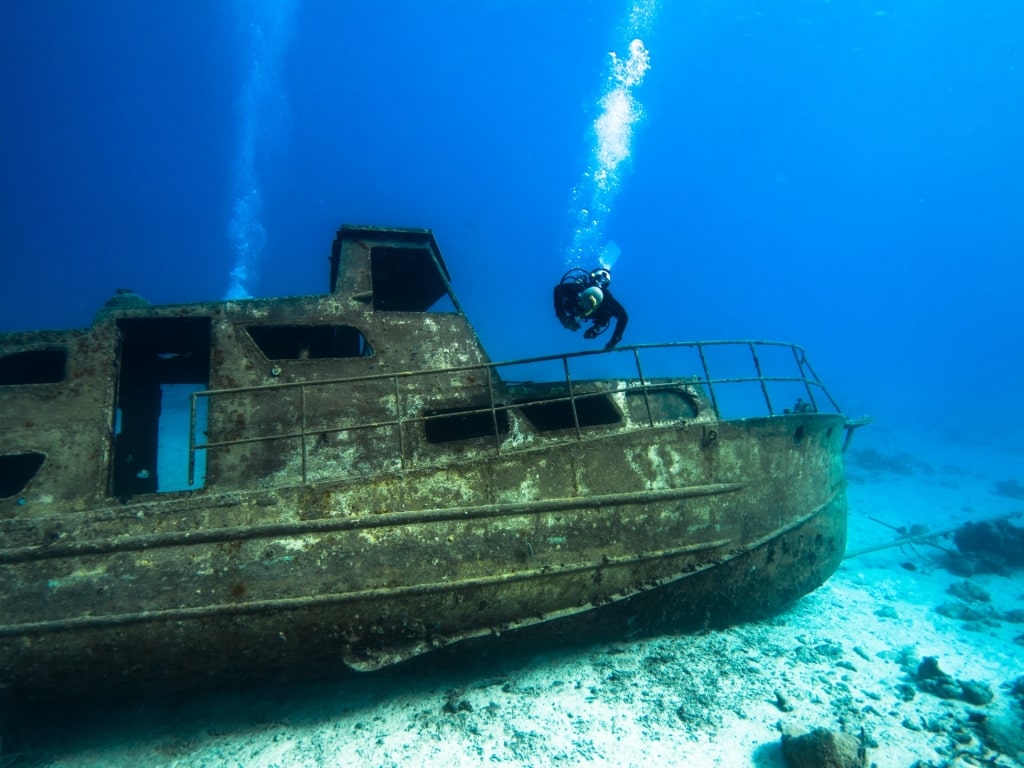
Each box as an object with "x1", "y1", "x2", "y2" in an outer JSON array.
[{"x1": 15, "y1": 430, "x2": 1024, "y2": 767}]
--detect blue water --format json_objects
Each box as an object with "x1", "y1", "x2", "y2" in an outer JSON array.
[
  {"x1": 3, "y1": 6, "x2": 1024, "y2": 764},
  {"x1": 2, "y1": 0, "x2": 1022, "y2": 434}
]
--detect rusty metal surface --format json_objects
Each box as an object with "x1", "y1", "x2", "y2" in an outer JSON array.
[{"x1": 0, "y1": 225, "x2": 854, "y2": 699}]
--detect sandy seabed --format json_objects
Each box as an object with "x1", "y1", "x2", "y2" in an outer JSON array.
[{"x1": 9, "y1": 427, "x2": 1024, "y2": 768}]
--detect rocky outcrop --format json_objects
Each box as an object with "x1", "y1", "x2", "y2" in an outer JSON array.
[{"x1": 780, "y1": 727, "x2": 867, "y2": 768}]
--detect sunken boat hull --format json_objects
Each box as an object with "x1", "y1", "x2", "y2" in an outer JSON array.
[{"x1": 0, "y1": 226, "x2": 857, "y2": 699}]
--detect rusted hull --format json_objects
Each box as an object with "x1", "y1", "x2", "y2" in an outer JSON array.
[{"x1": 0, "y1": 413, "x2": 846, "y2": 700}]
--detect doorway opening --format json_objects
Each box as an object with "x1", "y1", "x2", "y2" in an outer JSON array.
[{"x1": 112, "y1": 317, "x2": 211, "y2": 497}]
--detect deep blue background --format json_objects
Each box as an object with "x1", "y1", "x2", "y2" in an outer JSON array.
[{"x1": 2, "y1": 1, "x2": 1022, "y2": 436}]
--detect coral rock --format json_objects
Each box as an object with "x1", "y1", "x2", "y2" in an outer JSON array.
[{"x1": 781, "y1": 727, "x2": 867, "y2": 768}]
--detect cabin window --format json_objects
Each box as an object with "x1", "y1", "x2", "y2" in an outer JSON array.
[
  {"x1": 424, "y1": 406, "x2": 510, "y2": 443},
  {"x1": 0, "y1": 348, "x2": 67, "y2": 385},
  {"x1": 370, "y1": 246, "x2": 457, "y2": 312},
  {"x1": 517, "y1": 393, "x2": 621, "y2": 432},
  {"x1": 0, "y1": 451, "x2": 45, "y2": 497},
  {"x1": 112, "y1": 317, "x2": 211, "y2": 497},
  {"x1": 625, "y1": 388, "x2": 699, "y2": 423},
  {"x1": 246, "y1": 325, "x2": 373, "y2": 360}
]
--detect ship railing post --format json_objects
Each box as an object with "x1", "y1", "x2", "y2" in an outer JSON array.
[
  {"x1": 562, "y1": 356, "x2": 582, "y2": 440},
  {"x1": 187, "y1": 390, "x2": 198, "y2": 487},
  {"x1": 393, "y1": 375, "x2": 406, "y2": 467},
  {"x1": 790, "y1": 344, "x2": 820, "y2": 412},
  {"x1": 795, "y1": 346, "x2": 843, "y2": 413},
  {"x1": 486, "y1": 370, "x2": 502, "y2": 455},
  {"x1": 748, "y1": 342, "x2": 774, "y2": 415},
  {"x1": 300, "y1": 384, "x2": 308, "y2": 483},
  {"x1": 632, "y1": 347, "x2": 654, "y2": 427},
  {"x1": 696, "y1": 343, "x2": 720, "y2": 418}
]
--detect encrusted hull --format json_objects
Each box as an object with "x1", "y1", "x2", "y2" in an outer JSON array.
[{"x1": 0, "y1": 413, "x2": 846, "y2": 699}]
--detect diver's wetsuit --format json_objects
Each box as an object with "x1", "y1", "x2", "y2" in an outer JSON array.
[{"x1": 554, "y1": 282, "x2": 628, "y2": 350}]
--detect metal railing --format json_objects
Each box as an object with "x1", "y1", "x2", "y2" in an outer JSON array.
[{"x1": 188, "y1": 340, "x2": 843, "y2": 485}]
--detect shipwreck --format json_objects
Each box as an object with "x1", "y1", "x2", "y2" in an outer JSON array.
[{"x1": 0, "y1": 225, "x2": 866, "y2": 699}]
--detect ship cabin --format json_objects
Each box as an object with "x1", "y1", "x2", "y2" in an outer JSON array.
[{"x1": 0, "y1": 225, "x2": 839, "y2": 516}]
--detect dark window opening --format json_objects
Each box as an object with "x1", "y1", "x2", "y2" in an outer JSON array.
[
  {"x1": 371, "y1": 246, "x2": 456, "y2": 312},
  {"x1": 246, "y1": 325, "x2": 373, "y2": 360},
  {"x1": 424, "y1": 406, "x2": 510, "y2": 443},
  {"x1": 625, "y1": 388, "x2": 699, "y2": 423},
  {"x1": 112, "y1": 317, "x2": 211, "y2": 497},
  {"x1": 0, "y1": 348, "x2": 68, "y2": 385},
  {"x1": 518, "y1": 393, "x2": 621, "y2": 432},
  {"x1": 0, "y1": 452, "x2": 46, "y2": 497}
]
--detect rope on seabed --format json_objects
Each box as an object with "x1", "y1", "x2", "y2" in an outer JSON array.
[{"x1": 842, "y1": 511, "x2": 1023, "y2": 561}]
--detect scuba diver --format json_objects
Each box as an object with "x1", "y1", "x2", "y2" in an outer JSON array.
[{"x1": 553, "y1": 267, "x2": 628, "y2": 350}]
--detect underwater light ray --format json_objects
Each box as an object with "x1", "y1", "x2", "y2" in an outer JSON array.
[{"x1": 566, "y1": 1, "x2": 656, "y2": 269}]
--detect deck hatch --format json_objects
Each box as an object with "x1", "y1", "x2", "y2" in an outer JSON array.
[
  {"x1": 0, "y1": 348, "x2": 67, "y2": 385},
  {"x1": 246, "y1": 324, "x2": 373, "y2": 360},
  {"x1": 0, "y1": 451, "x2": 45, "y2": 497}
]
